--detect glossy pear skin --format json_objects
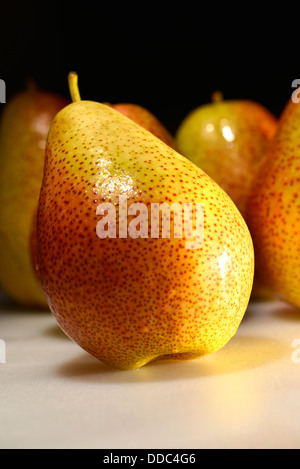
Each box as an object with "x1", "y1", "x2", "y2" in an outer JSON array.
[
  {"x1": 36, "y1": 100, "x2": 254, "y2": 369},
  {"x1": 0, "y1": 89, "x2": 68, "y2": 307},
  {"x1": 246, "y1": 98, "x2": 300, "y2": 308},
  {"x1": 176, "y1": 100, "x2": 277, "y2": 215},
  {"x1": 111, "y1": 102, "x2": 177, "y2": 149}
]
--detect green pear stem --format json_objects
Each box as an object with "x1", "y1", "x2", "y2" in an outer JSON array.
[{"x1": 68, "y1": 71, "x2": 81, "y2": 102}]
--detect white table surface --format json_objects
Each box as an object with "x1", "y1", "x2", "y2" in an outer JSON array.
[{"x1": 1, "y1": 291, "x2": 300, "y2": 449}]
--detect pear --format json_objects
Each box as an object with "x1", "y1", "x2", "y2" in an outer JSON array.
[
  {"x1": 246, "y1": 96, "x2": 300, "y2": 309},
  {"x1": 176, "y1": 93, "x2": 277, "y2": 216},
  {"x1": 176, "y1": 95, "x2": 277, "y2": 302},
  {"x1": 36, "y1": 72, "x2": 254, "y2": 370},
  {"x1": 0, "y1": 85, "x2": 68, "y2": 307},
  {"x1": 110, "y1": 102, "x2": 177, "y2": 150}
]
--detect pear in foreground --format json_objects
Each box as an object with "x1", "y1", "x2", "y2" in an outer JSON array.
[
  {"x1": 0, "y1": 87, "x2": 68, "y2": 307},
  {"x1": 36, "y1": 73, "x2": 254, "y2": 369},
  {"x1": 246, "y1": 96, "x2": 300, "y2": 309}
]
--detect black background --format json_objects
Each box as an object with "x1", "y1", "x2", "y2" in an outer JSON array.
[{"x1": 0, "y1": 2, "x2": 298, "y2": 134}]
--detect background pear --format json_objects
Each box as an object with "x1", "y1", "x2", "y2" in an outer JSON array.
[
  {"x1": 36, "y1": 73, "x2": 254, "y2": 370},
  {"x1": 176, "y1": 95, "x2": 278, "y2": 301},
  {"x1": 109, "y1": 102, "x2": 177, "y2": 150},
  {"x1": 246, "y1": 96, "x2": 300, "y2": 309},
  {"x1": 175, "y1": 95, "x2": 277, "y2": 216},
  {"x1": 0, "y1": 86, "x2": 68, "y2": 307}
]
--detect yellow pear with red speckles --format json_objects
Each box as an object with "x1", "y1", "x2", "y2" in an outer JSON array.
[
  {"x1": 246, "y1": 96, "x2": 300, "y2": 309},
  {"x1": 36, "y1": 72, "x2": 254, "y2": 369}
]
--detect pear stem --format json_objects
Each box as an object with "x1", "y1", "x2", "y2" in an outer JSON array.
[
  {"x1": 211, "y1": 90, "x2": 223, "y2": 103},
  {"x1": 68, "y1": 71, "x2": 81, "y2": 102}
]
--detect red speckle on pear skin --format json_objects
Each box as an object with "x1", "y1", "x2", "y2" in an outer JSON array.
[{"x1": 36, "y1": 101, "x2": 254, "y2": 369}]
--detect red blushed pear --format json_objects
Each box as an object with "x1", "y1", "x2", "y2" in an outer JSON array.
[
  {"x1": 36, "y1": 72, "x2": 254, "y2": 370},
  {"x1": 0, "y1": 83, "x2": 68, "y2": 307},
  {"x1": 246, "y1": 96, "x2": 300, "y2": 309},
  {"x1": 107, "y1": 102, "x2": 177, "y2": 150}
]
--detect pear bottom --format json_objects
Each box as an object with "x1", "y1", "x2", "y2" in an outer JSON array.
[{"x1": 54, "y1": 314, "x2": 240, "y2": 371}]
